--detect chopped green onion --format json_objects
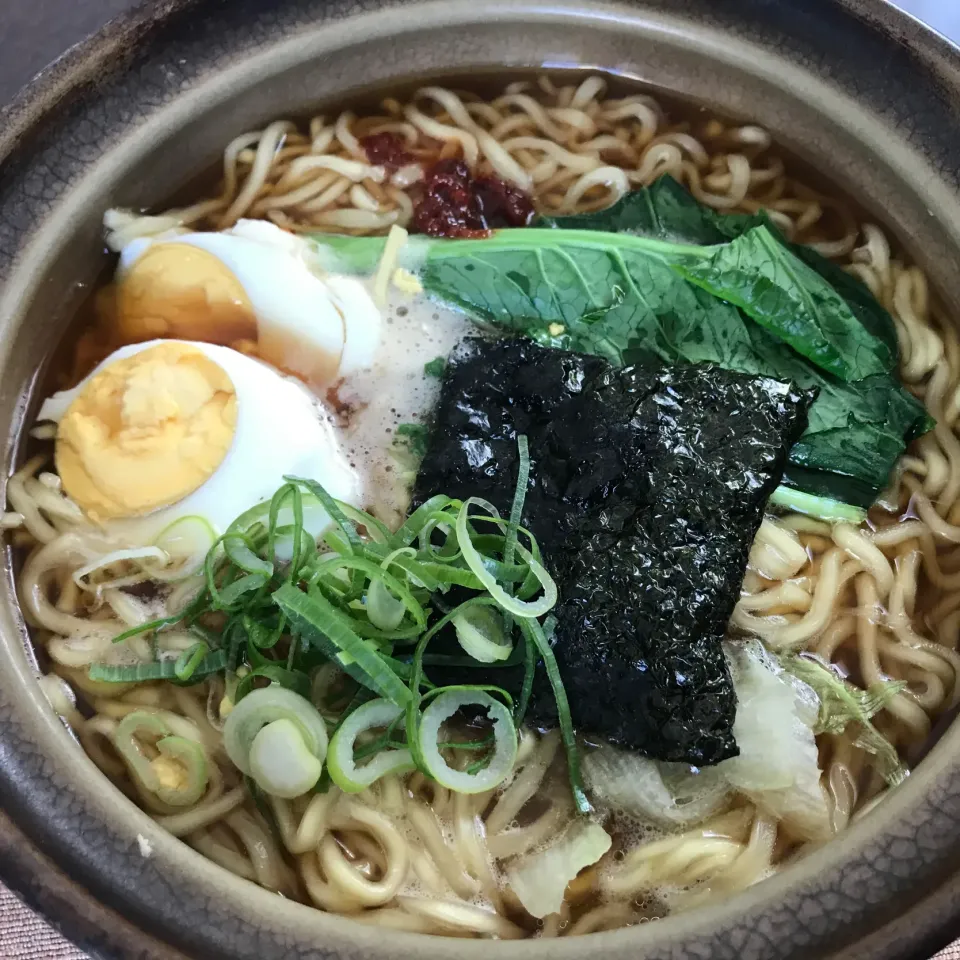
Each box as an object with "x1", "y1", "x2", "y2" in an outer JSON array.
[
  {"x1": 248, "y1": 718, "x2": 324, "y2": 798},
  {"x1": 424, "y1": 356, "x2": 446, "y2": 378},
  {"x1": 268, "y1": 483, "x2": 304, "y2": 578},
  {"x1": 234, "y1": 664, "x2": 311, "y2": 703},
  {"x1": 456, "y1": 498, "x2": 557, "y2": 619},
  {"x1": 392, "y1": 494, "x2": 457, "y2": 548},
  {"x1": 242, "y1": 613, "x2": 285, "y2": 650},
  {"x1": 421, "y1": 639, "x2": 527, "y2": 669},
  {"x1": 89, "y1": 649, "x2": 227, "y2": 684},
  {"x1": 367, "y1": 578, "x2": 407, "y2": 631},
  {"x1": 272, "y1": 583, "x2": 413, "y2": 706},
  {"x1": 146, "y1": 515, "x2": 217, "y2": 579},
  {"x1": 86, "y1": 462, "x2": 579, "y2": 807},
  {"x1": 284, "y1": 475, "x2": 364, "y2": 550},
  {"x1": 217, "y1": 572, "x2": 269, "y2": 607},
  {"x1": 226, "y1": 487, "x2": 321, "y2": 562},
  {"x1": 113, "y1": 711, "x2": 208, "y2": 806},
  {"x1": 152, "y1": 735, "x2": 208, "y2": 806},
  {"x1": 222, "y1": 532, "x2": 274, "y2": 578},
  {"x1": 222, "y1": 686, "x2": 328, "y2": 780},
  {"x1": 227, "y1": 494, "x2": 307, "y2": 538},
  {"x1": 519, "y1": 617, "x2": 591, "y2": 814},
  {"x1": 515, "y1": 631, "x2": 536, "y2": 725},
  {"x1": 174, "y1": 642, "x2": 209, "y2": 682},
  {"x1": 307, "y1": 554, "x2": 426, "y2": 628},
  {"x1": 503, "y1": 435, "x2": 530, "y2": 567},
  {"x1": 114, "y1": 711, "x2": 168, "y2": 787},
  {"x1": 417, "y1": 688, "x2": 517, "y2": 793},
  {"x1": 364, "y1": 545, "x2": 441, "y2": 591},
  {"x1": 337, "y1": 502, "x2": 393, "y2": 544},
  {"x1": 412, "y1": 563, "x2": 483, "y2": 591},
  {"x1": 327, "y1": 698, "x2": 415, "y2": 793},
  {"x1": 453, "y1": 605, "x2": 513, "y2": 663}
]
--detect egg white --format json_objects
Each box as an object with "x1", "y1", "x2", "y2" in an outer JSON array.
[
  {"x1": 39, "y1": 340, "x2": 362, "y2": 550},
  {"x1": 118, "y1": 222, "x2": 381, "y2": 381}
]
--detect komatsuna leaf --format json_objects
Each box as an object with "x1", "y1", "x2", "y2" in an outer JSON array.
[
  {"x1": 539, "y1": 174, "x2": 767, "y2": 243},
  {"x1": 675, "y1": 225, "x2": 893, "y2": 381},
  {"x1": 422, "y1": 225, "x2": 891, "y2": 382},
  {"x1": 308, "y1": 181, "x2": 930, "y2": 507},
  {"x1": 538, "y1": 179, "x2": 928, "y2": 505},
  {"x1": 542, "y1": 174, "x2": 900, "y2": 360}
]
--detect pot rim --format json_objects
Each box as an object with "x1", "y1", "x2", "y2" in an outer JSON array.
[{"x1": 2, "y1": 2, "x2": 960, "y2": 959}]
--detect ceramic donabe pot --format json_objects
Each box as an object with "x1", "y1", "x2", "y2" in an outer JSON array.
[{"x1": 2, "y1": 2, "x2": 960, "y2": 958}]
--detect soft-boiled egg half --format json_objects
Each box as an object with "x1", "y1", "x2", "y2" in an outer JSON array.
[
  {"x1": 38, "y1": 339, "x2": 361, "y2": 558},
  {"x1": 108, "y1": 220, "x2": 381, "y2": 387}
]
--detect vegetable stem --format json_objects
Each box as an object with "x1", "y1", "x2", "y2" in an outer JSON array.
[{"x1": 769, "y1": 485, "x2": 867, "y2": 524}]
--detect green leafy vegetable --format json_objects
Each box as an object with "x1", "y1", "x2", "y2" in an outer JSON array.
[
  {"x1": 394, "y1": 422, "x2": 430, "y2": 458},
  {"x1": 674, "y1": 226, "x2": 893, "y2": 380},
  {"x1": 545, "y1": 186, "x2": 896, "y2": 379},
  {"x1": 541, "y1": 178, "x2": 929, "y2": 507},
  {"x1": 309, "y1": 176, "x2": 931, "y2": 510},
  {"x1": 547, "y1": 174, "x2": 899, "y2": 359},
  {"x1": 424, "y1": 356, "x2": 446, "y2": 378},
  {"x1": 273, "y1": 583, "x2": 414, "y2": 707},
  {"x1": 767, "y1": 486, "x2": 867, "y2": 524}
]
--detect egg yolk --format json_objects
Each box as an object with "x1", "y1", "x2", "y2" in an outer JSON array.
[
  {"x1": 114, "y1": 243, "x2": 259, "y2": 345},
  {"x1": 56, "y1": 342, "x2": 238, "y2": 520}
]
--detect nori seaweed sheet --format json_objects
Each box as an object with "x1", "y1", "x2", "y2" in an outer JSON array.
[{"x1": 413, "y1": 338, "x2": 812, "y2": 765}]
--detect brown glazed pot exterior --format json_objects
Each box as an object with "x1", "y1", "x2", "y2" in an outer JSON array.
[{"x1": 2, "y1": 1, "x2": 960, "y2": 958}]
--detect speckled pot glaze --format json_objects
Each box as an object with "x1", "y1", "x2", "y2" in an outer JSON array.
[{"x1": 3, "y1": 1, "x2": 960, "y2": 958}]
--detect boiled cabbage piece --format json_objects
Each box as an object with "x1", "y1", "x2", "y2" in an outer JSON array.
[
  {"x1": 718, "y1": 642, "x2": 831, "y2": 841},
  {"x1": 582, "y1": 643, "x2": 831, "y2": 841},
  {"x1": 582, "y1": 746, "x2": 730, "y2": 826},
  {"x1": 414, "y1": 337, "x2": 812, "y2": 765},
  {"x1": 505, "y1": 820, "x2": 612, "y2": 919}
]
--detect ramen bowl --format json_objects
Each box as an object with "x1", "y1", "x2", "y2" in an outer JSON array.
[{"x1": 3, "y1": 1, "x2": 960, "y2": 958}]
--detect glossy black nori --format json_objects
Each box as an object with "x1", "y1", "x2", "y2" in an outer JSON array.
[{"x1": 414, "y1": 338, "x2": 812, "y2": 765}]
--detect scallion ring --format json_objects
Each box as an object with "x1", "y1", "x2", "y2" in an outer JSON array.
[
  {"x1": 366, "y1": 578, "x2": 405, "y2": 630},
  {"x1": 144, "y1": 515, "x2": 218, "y2": 580},
  {"x1": 223, "y1": 686, "x2": 328, "y2": 794},
  {"x1": 455, "y1": 498, "x2": 557, "y2": 618},
  {"x1": 453, "y1": 605, "x2": 513, "y2": 663},
  {"x1": 366, "y1": 548, "x2": 421, "y2": 631},
  {"x1": 248, "y1": 718, "x2": 325, "y2": 798},
  {"x1": 151, "y1": 736, "x2": 208, "y2": 806},
  {"x1": 113, "y1": 711, "x2": 208, "y2": 807},
  {"x1": 417, "y1": 689, "x2": 518, "y2": 793},
  {"x1": 327, "y1": 699, "x2": 415, "y2": 793}
]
